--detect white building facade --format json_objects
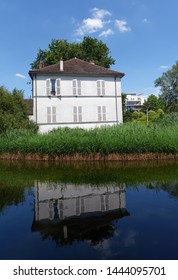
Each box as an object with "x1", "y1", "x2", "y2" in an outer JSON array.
[
  {"x1": 29, "y1": 58, "x2": 125, "y2": 133},
  {"x1": 125, "y1": 93, "x2": 145, "y2": 111},
  {"x1": 34, "y1": 182, "x2": 126, "y2": 222}
]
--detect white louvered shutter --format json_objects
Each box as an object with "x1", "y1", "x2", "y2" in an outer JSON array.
[
  {"x1": 102, "y1": 81, "x2": 105, "y2": 96},
  {"x1": 73, "y1": 106, "x2": 77, "y2": 122},
  {"x1": 46, "y1": 79, "x2": 50, "y2": 96},
  {"x1": 47, "y1": 107, "x2": 51, "y2": 123},
  {"x1": 102, "y1": 106, "x2": 106, "y2": 121},
  {"x1": 73, "y1": 80, "x2": 77, "y2": 96},
  {"x1": 78, "y1": 80, "x2": 81, "y2": 96},
  {"x1": 56, "y1": 79, "x2": 61, "y2": 95},
  {"x1": 78, "y1": 106, "x2": 82, "y2": 122},
  {"x1": 52, "y1": 107, "x2": 56, "y2": 123},
  {"x1": 97, "y1": 80, "x2": 101, "y2": 96},
  {"x1": 98, "y1": 106, "x2": 102, "y2": 121}
]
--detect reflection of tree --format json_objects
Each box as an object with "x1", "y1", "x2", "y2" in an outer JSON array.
[
  {"x1": 31, "y1": 209, "x2": 129, "y2": 247},
  {"x1": 0, "y1": 185, "x2": 26, "y2": 214},
  {"x1": 0, "y1": 162, "x2": 34, "y2": 214},
  {"x1": 1, "y1": 159, "x2": 178, "y2": 217},
  {"x1": 1, "y1": 160, "x2": 178, "y2": 187},
  {"x1": 143, "y1": 182, "x2": 178, "y2": 199}
]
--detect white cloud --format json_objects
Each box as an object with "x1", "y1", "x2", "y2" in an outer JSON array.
[
  {"x1": 160, "y1": 65, "x2": 169, "y2": 69},
  {"x1": 15, "y1": 73, "x2": 26, "y2": 79},
  {"x1": 99, "y1": 28, "x2": 114, "y2": 37},
  {"x1": 75, "y1": 8, "x2": 131, "y2": 37},
  {"x1": 76, "y1": 8, "x2": 111, "y2": 36},
  {"x1": 115, "y1": 19, "x2": 131, "y2": 33},
  {"x1": 77, "y1": 18, "x2": 104, "y2": 35},
  {"x1": 91, "y1": 7, "x2": 111, "y2": 19}
]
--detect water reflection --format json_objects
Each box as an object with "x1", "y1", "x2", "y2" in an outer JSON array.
[
  {"x1": 32, "y1": 182, "x2": 129, "y2": 245},
  {"x1": 0, "y1": 160, "x2": 178, "y2": 259}
]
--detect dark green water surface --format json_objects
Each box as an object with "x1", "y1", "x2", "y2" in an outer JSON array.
[{"x1": 0, "y1": 160, "x2": 178, "y2": 260}]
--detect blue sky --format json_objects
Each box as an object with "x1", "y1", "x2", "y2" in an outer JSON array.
[{"x1": 0, "y1": 0, "x2": 178, "y2": 98}]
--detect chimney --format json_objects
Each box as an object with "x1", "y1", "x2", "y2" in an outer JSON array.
[
  {"x1": 38, "y1": 60, "x2": 44, "y2": 69},
  {"x1": 60, "y1": 57, "x2": 64, "y2": 71}
]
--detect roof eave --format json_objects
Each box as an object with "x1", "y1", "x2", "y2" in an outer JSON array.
[{"x1": 29, "y1": 71, "x2": 125, "y2": 79}]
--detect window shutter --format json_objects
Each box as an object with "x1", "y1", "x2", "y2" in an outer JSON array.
[
  {"x1": 56, "y1": 79, "x2": 61, "y2": 95},
  {"x1": 102, "y1": 81, "x2": 105, "y2": 96},
  {"x1": 73, "y1": 106, "x2": 77, "y2": 122},
  {"x1": 102, "y1": 106, "x2": 106, "y2": 121},
  {"x1": 47, "y1": 107, "x2": 51, "y2": 123},
  {"x1": 98, "y1": 106, "x2": 101, "y2": 114},
  {"x1": 73, "y1": 80, "x2": 77, "y2": 96},
  {"x1": 73, "y1": 88, "x2": 77, "y2": 96},
  {"x1": 73, "y1": 106, "x2": 77, "y2": 114},
  {"x1": 78, "y1": 80, "x2": 81, "y2": 95},
  {"x1": 98, "y1": 106, "x2": 102, "y2": 121},
  {"x1": 97, "y1": 80, "x2": 101, "y2": 96},
  {"x1": 52, "y1": 107, "x2": 56, "y2": 123},
  {"x1": 78, "y1": 106, "x2": 82, "y2": 122},
  {"x1": 46, "y1": 79, "x2": 50, "y2": 96}
]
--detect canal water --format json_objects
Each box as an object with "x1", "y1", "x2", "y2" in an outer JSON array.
[{"x1": 0, "y1": 160, "x2": 178, "y2": 260}]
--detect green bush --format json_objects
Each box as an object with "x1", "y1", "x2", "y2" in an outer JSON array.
[{"x1": 0, "y1": 86, "x2": 38, "y2": 134}]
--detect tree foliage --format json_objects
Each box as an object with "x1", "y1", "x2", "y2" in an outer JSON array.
[
  {"x1": 31, "y1": 36, "x2": 115, "y2": 69},
  {"x1": 155, "y1": 61, "x2": 178, "y2": 112},
  {"x1": 122, "y1": 93, "x2": 127, "y2": 113},
  {"x1": 123, "y1": 108, "x2": 164, "y2": 125},
  {"x1": 141, "y1": 94, "x2": 164, "y2": 113},
  {"x1": 0, "y1": 86, "x2": 37, "y2": 134},
  {"x1": 132, "y1": 109, "x2": 164, "y2": 125}
]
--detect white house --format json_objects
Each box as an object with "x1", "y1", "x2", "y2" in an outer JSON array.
[
  {"x1": 29, "y1": 58, "x2": 125, "y2": 133},
  {"x1": 34, "y1": 182, "x2": 127, "y2": 222},
  {"x1": 125, "y1": 93, "x2": 145, "y2": 111},
  {"x1": 32, "y1": 181, "x2": 129, "y2": 241}
]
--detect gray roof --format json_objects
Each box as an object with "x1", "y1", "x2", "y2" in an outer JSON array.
[{"x1": 29, "y1": 58, "x2": 125, "y2": 78}]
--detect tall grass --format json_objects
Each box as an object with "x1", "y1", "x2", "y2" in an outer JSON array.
[{"x1": 0, "y1": 114, "x2": 178, "y2": 155}]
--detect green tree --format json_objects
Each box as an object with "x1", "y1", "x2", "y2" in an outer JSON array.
[
  {"x1": 31, "y1": 36, "x2": 115, "y2": 69},
  {"x1": 141, "y1": 94, "x2": 164, "y2": 113},
  {"x1": 131, "y1": 109, "x2": 164, "y2": 125},
  {"x1": 0, "y1": 86, "x2": 37, "y2": 134},
  {"x1": 122, "y1": 93, "x2": 127, "y2": 113},
  {"x1": 155, "y1": 61, "x2": 178, "y2": 112}
]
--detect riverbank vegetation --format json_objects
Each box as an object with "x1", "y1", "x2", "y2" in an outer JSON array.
[
  {"x1": 0, "y1": 112, "x2": 178, "y2": 156},
  {"x1": 0, "y1": 86, "x2": 37, "y2": 134}
]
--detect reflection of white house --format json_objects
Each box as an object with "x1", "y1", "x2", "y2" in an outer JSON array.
[
  {"x1": 29, "y1": 58, "x2": 125, "y2": 133},
  {"x1": 34, "y1": 182, "x2": 126, "y2": 222}
]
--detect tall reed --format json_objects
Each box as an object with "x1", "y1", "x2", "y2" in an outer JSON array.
[{"x1": 0, "y1": 120, "x2": 178, "y2": 155}]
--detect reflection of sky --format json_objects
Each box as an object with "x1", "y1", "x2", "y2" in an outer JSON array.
[
  {"x1": 93, "y1": 226, "x2": 139, "y2": 259},
  {"x1": 89, "y1": 185, "x2": 178, "y2": 260}
]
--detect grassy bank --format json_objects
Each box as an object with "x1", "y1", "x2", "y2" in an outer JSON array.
[{"x1": 0, "y1": 114, "x2": 178, "y2": 157}]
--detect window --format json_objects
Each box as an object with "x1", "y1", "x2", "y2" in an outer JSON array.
[
  {"x1": 97, "y1": 80, "x2": 105, "y2": 96},
  {"x1": 47, "y1": 106, "x2": 56, "y2": 123},
  {"x1": 73, "y1": 79, "x2": 81, "y2": 96},
  {"x1": 98, "y1": 106, "x2": 106, "y2": 121},
  {"x1": 73, "y1": 106, "x2": 82, "y2": 122},
  {"x1": 46, "y1": 79, "x2": 61, "y2": 96},
  {"x1": 51, "y1": 79, "x2": 56, "y2": 94}
]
